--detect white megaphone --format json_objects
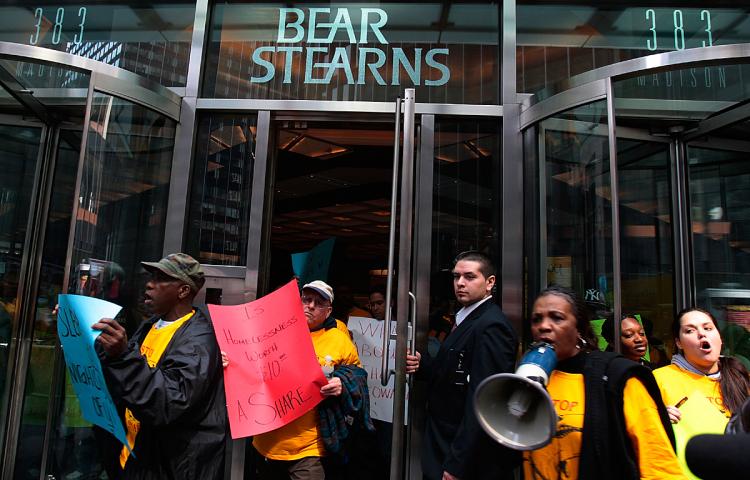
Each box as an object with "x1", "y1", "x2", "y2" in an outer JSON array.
[{"x1": 473, "y1": 342, "x2": 558, "y2": 450}]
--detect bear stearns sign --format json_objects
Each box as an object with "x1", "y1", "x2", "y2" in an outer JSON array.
[{"x1": 249, "y1": 7, "x2": 450, "y2": 86}]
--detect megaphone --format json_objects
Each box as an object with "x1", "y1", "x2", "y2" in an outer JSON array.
[{"x1": 474, "y1": 342, "x2": 558, "y2": 450}]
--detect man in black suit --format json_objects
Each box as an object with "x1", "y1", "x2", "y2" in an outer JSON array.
[{"x1": 407, "y1": 251, "x2": 518, "y2": 480}]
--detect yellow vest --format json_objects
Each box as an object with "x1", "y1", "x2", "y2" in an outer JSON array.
[
  {"x1": 120, "y1": 311, "x2": 194, "y2": 468},
  {"x1": 252, "y1": 326, "x2": 360, "y2": 460}
]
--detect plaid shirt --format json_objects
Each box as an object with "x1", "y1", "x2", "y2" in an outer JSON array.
[{"x1": 317, "y1": 364, "x2": 375, "y2": 454}]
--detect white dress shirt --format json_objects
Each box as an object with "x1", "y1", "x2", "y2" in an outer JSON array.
[{"x1": 454, "y1": 295, "x2": 493, "y2": 328}]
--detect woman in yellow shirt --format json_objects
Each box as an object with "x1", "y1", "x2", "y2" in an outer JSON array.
[
  {"x1": 654, "y1": 308, "x2": 750, "y2": 425},
  {"x1": 524, "y1": 286, "x2": 684, "y2": 480}
]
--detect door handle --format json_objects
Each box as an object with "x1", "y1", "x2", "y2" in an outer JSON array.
[{"x1": 408, "y1": 291, "x2": 417, "y2": 360}]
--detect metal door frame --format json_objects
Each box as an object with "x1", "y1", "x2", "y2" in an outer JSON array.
[
  {"x1": 0, "y1": 42, "x2": 181, "y2": 479},
  {"x1": 220, "y1": 92, "x2": 503, "y2": 479},
  {"x1": 523, "y1": 44, "x2": 750, "y2": 347}
]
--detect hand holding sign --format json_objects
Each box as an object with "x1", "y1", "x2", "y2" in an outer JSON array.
[
  {"x1": 92, "y1": 317, "x2": 128, "y2": 357},
  {"x1": 209, "y1": 279, "x2": 328, "y2": 439},
  {"x1": 57, "y1": 294, "x2": 130, "y2": 450}
]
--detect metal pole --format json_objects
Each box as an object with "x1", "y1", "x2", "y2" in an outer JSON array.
[
  {"x1": 381, "y1": 96, "x2": 401, "y2": 386},
  {"x1": 605, "y1": 78, "x2": 623, "y2": 352},
  {"x1": 390, "y1": 89, "x2": 416, "y2": 480}
]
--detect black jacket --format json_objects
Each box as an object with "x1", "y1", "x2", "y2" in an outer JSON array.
[
  {"x1": 577, "y1": 351, "x2": 674, "y2": 480},
  {"x1": 419, "y1": 300, "x2": 519, "y2": 480},
  {"x1": 98, "y1": 308, "x2": 227, "y2": 480}
]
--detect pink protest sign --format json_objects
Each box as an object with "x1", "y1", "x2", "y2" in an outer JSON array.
[{"x1": 208, "y1": 279, "x2": 327, "y2": 438}]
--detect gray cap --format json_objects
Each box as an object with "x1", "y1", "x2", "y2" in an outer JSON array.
[{"x1": 302, "y1": 280, "x2": 334, "y2": 303}]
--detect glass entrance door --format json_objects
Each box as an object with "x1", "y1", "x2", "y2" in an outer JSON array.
[
  {"x1": 686, "y1": 119, "x2": 750, "y2": 368},
  {"x1": 0, "y1": 59, "x2": 90, "y2": 479},
  {"x1": 258, "y1": 109, "x2": 416, "y2": 478},
  {"x1": 0, "y1": 49, "x2": 179, "y2": 478},
  {"x1": 528, "y1": 56, "x2": 750, "y2": 381},
  {"x1": 0, "y1": 118, "x2": 45, "y2": 460},
  {"x1": 603, "y1": 61, "x2": 750, "y2": 367},
  {"x1": 254, "y1": 103, "x2": 504, "y2": 479}
]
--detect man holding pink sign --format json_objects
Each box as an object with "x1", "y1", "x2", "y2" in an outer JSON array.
[{"x1": 215, "y1": 279, "x2": 370, "y2": 480}]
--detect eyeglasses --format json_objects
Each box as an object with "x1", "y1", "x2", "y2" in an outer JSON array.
[{"x1": 301, "y1": 295, "x2": 330, "y2": 309}]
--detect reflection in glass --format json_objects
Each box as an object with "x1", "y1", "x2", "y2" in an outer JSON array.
[
  {"x1": 0, "y1": 123, "x2": 42, "y2": 458},
  {"x1": 0, "y1": 61, "x2": 90, "y2": 479},
  {"x1": 429, "y1": 118, "x2": 500, "y2": 350},
  {"x1": 264, "y1": 120, "x2": 395, "y2": 304},
  {"x1": 36, "y1": 93, "x2": 175, "y2": 479},
  {"x1": 0, "y1": 1, "x2": 196, "y2": 87},
  {"x1": 187, "y1": 114, "x2": 257, "y2": 265},
  {"x1": 539, "y1": 102, "x2": 613, "y2": 318},
  {"x1": 689, "y1": 121, "x2": 750, "y2": 368},
  {"x1": 14, "y1": 131, "x2": 81, "y2": 480},
  {"x1": 616, "y1": 137, "x2": 673, "y2": 367},
  {"x1": 72, "y1": 93, "x2": 174, "y2": 330},
  {"x1": 517, "y1": 2, "x2": 750, "y2": 97}
]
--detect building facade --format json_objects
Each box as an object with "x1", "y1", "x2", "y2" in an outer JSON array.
[{"x1": 1, "y1": 1, "x2": 749, "y2": 478}]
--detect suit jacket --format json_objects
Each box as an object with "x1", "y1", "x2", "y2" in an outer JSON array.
[{"x1": 420, "y1": 299, "x2": 519, "y2": 480}]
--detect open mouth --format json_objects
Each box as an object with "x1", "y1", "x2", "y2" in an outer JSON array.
[{"x1": 700, "y1": 340, "x2": 712, "y2": 352}]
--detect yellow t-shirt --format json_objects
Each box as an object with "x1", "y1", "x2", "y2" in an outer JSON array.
[
  {"x1": 523, "y1": 370, "x2": 685, "y2": 480},
  {"x1": 120, "y1": 311, "x2": 194, "y2": 468},
  {"x1": 653, "y1": 364, "x2": 730, "y2": 480},
  {"x1": 653, "y1": 364, "x2": 729, "y2": 418},
  {"x1": 252, "y1": 326, "x2": 360, "y2": 461}
]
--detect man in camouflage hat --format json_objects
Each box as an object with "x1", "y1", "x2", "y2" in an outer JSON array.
[{"x1": 93, "y1": 253, "x2": 226, "y2": 480}]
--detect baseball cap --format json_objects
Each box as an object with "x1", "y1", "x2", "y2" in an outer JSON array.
[
  {"x1": 302, "y1": 280, "x2": 334, "y2": 303},
  {"x1": 141, "y1": 253, "x2": 205, "y2": 292}
]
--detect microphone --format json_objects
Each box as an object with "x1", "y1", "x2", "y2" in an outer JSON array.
[{"x1": 685, "y1": 434, "x2": 750, "y2": 479}]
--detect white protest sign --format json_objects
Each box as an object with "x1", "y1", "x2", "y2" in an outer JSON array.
[{"x1": 348, "y1": 316, "x2": 408, "y2": 424}]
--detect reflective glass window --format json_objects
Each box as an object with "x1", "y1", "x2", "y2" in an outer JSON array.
[
  {"x1": 36, "y1": 94, "x2": 175, "y2": 479},
  {"x1": 0, "y1": 123, "x2": 42, "y2": 459},
  {"x1": 428, "y1": 117, "x2": 501, "y2": 350},
  {"x1": 204, "y1": 1, "x2": 499, "y2": 103},
  {"x1": 689, "y1": 120, "x2": 750, "y2": 368},
  {"x1": 187, "y1": 114, "x2": 257, "y2": 265},
  {"x1": 615, "y1": 136, "x2": 673, "y2": 367},
  {"x1": 0, "y1": 2, "x2": 196, "y2": 87},
  {"x1": 0, "y1": 59, "x2": 89, "y2": 480},
  {"x1": 536, "y1": 101, "x2": 614, "y2": 324},
  {"x1": 611, "y1": 61, "x2": 750, "y2": 366},
  {"x1": 518, "y1": 1, "x2": 750, "y2": 97},
  {"x1": 15, "y1": 131, "x2": 82, "y2": 480}
]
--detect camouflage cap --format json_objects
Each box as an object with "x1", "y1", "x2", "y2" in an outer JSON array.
[{"x1": 141, "y1": 253, "x2": 205, "y2": 292}]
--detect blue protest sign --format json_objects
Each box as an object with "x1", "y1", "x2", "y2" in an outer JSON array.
[
  {"x1": 291, "y1": 237, "x2": 336, "y2": 286},
  {"x1": 57, "y1": 294, "x2": 130, "y2": 451}
]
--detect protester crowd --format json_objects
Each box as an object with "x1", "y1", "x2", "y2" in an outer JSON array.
[{"x1": 74, "y1": 251, "x2": 749, "y2": 480}]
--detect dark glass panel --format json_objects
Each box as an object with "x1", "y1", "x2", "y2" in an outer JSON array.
[
  {"x1": 0, "y1": 2, "x2": 195, "y2": 87},
  {"x1": 204, "y1": 2, "x2": 499, "y2": 104},
  {"x1": 187, "y1": 114, "x2": 257, "y2": 265}
]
